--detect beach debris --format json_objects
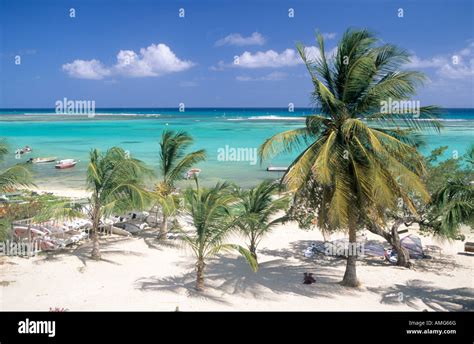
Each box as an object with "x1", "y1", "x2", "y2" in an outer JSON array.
[{"x1": 303, "y1": 272, "x2": 316, "y2": 284}]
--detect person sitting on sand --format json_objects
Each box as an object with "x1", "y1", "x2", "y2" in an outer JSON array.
[{"x1": 303, "y1": 272, "x2": 316, "y2": 284}]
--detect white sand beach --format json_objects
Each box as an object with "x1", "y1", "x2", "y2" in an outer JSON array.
[{"x1": 1, "y1": 220, "x2": 472, "y2": 311}]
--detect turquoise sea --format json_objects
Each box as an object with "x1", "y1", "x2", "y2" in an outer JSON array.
[{"x1": 0, "y1": 108, "x2": 473, "y2": 191}]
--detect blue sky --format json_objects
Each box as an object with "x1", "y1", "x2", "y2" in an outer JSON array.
[{"x1": 1, "y1": 0, "x2": 473, "y2": 108}]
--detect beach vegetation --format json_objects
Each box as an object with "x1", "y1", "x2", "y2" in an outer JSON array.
[
  {"x1": 233, "y1": 180, "x2": 289, "y2": 263},
  {"x1": 179, "y1": 181, "x2": 257, "y2": 291},
  {"x1": 156, "y1": 130, "x2": 206, "y2": 238},
  {"x1": 86, "y1": 147, "x2": 153, "y2": 260},
  {"x1": 260, "y1": 29, "x2": 439, "y2": 286}
]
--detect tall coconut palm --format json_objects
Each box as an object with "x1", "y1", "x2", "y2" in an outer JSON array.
[
  {"x1": 234, "y1": 180, "x2": 289, "y2": 262},
  {"x1": 156, "y1": 130, "x2": 206, "y2": 237},
  {"x1": 0, "y1": 140, "x2": 33, "y2": 192},
  {"x1": 180, "y1": 182, "x2": 257, "y2": 291},
  {"x1": 259, "y1": 29, "x2": 440, "y2": 287},
  {"x1": 87, "y1": 147, "x2": 152, "y2": 260}
]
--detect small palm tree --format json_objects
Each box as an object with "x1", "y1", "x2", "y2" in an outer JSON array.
[
  {"x1": 87, "y1": 147, "x2": 152, "y2": 260},
  {"x1": 259, "y1": 29, "x2": 439, "y2": 287},
  {"x1": 428, "y1": 179, "x2": 474, "y2": 237},
  {"x1": 156, "y1": 130, "x2": 206, "y2": 237},
  {"x1": 180, "y1": 182, "x2": 257, "y2": 291},
  {"x1": 234, "y1": 181, "x2": 289, "y2": 262},
  {"x1": 0, "y1": 140, "x2": 33, "y2": 192}
]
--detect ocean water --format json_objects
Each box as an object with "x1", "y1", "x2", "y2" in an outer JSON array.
[{"x1": 0, "y1": 108, "x2": 472, "y2": 191}]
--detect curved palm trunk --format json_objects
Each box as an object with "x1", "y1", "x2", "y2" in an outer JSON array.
[
  {"x1": 159, "y1": 214, "x2": 168, "y2": 239},
  {"x1": 391, "y1": 226, "x2": 410, "y2": 267},
  {"x1": 249, "y1": 233, "x2": 258, "y2": 261},
  {"x1": 342, "y1": 223, "x2": 360, "y2": 287},
  {"x1": 91, "y1": 205, "x2": 101, "y2": 260},
  {"x1": 195, "y1": 259, "x2": 205, "y2": 291},
  {"x1": 366, "y1": 219, "x2": 412, "y2": 268},
  {"x1": 249, "y1": 242, "x2": 258, "y2": 261}
]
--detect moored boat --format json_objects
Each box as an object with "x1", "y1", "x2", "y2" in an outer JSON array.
[
  {"x1": 55, "y1": 159, "x2": 78, "y2": 169},
  {"x1": 29, "y1": 157, "x2": 57, "y2": 164}
]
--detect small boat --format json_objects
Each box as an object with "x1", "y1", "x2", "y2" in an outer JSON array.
[
  {"x1": 16, "y1": 146, "x2": 32, "y2": 155},
  {"x1": 55, "y1": 159, "x2": 78, "y2": 169},
  {"x1": 184, "y1": 168, "x2": 201, "y2": 179},
  {"x1": 266, "y1": 166, "x2": 288, "y2": 172},
  {"x1": 56, "y1": 159, "x2": 75, "y2": 165},
  {"x1": 29, "y1": 157, "x2": 57, "y2": 164}
]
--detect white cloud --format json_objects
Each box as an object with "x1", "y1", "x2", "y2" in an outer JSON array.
[
  {"x1": 62, "y1": 59, "x2": 111, "y2": 80},
  {"x1": 406, "y1": 43, "x2": 474, "y2": 80},
  {"x1": 63, "y1": 43, "x2": 194, "y2": 79},
  {"x1": 212, "y1": 45, "x2": 337, "y2": 70},
  {"x1": 215, "y1": 32, "x2": 266, "y2": 47},
  {"x1": 233, "y1": 49, "x2": 301, "y2": 68},
  {"x1": 405, "y1": 55, "x2": 447, "y2": 68},
  {"x1": 437, "y1": 58, "x2": 474, "y2": 79},
  {"x1": 236, "y1": 71, "x2": 287, "y2": 81},
  {"x1": 321, "y1": 32, "x2": 337, "y2": 40}
]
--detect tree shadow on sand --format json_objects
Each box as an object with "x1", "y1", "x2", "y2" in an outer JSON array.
[
  {"x1": 137, "y1": 230, "x2": 182, "y2": 251},
  {"x1": 134, "y1": 254, "x2": 360, "y2": 302},
  {"x1": 260, "y1": 240, "x2": 390, "y2": 268},
  {"x1": 368, "y1": 279, "x2": 474, "y2": 311}
]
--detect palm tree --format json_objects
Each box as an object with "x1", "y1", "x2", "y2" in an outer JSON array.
[
  {"x1": 427, "y1": 179, "x2": 474, "y2": 237},
  {"x1": 259, "y1": 29, "x2": 439, "y2": 287},
  {"x1": 234, "y1": 180, "x2": 289, "y2": 262},
  {"x1": 87, "y1": 147, "x2": 152, "y2": 260},
  {"x1": 0, "y1": 140, "x2": 33, "y2": 192},
  {"x1": 156, "y1": 130, "x2": 206, "y2": 237},
  {"x1": 180, "y1": 181, "x2": 257, "y2": 291}
]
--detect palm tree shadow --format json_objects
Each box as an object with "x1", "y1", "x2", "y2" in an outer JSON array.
[
  {"x1": 368, "y1": 279, "x2": 474, "y2": 311},
  {"x1": 135, "y1": 272, "x2": 232, "y2": 305},
  {"x1": 137, "y1": 230, "x2": 181, "y2": 250},
  {"x1": 135, "y1": 254, "x2": 359, "y2": 302}
]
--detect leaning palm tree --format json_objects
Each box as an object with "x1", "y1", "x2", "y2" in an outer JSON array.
[
  {"x1": 180, "y1": 181, "x2": 257, "y2": 291},
  {"x1": 259, "y1": 29, "x2": 440, "y2": 287},
  {"x1": 87, "y1": 147, "x2": 153, "y2": 260},
  {"x1": 156, "y1": 130, "x2": 206, "y2": 237},
  {"x1": 234, "y1": 180, "x2": 289, "y2": 262},
  {"x1": 0, "y1": 140, "x2": 33, "y2": 192}
]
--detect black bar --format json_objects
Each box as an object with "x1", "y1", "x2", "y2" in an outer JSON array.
[{"x1": 0, "y1": 311, "x2": 472, "y2": 343}]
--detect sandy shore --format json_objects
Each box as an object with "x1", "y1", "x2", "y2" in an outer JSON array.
[
  {"x1": 27, "y1": 187, "x2": 91, "y2": 199},
  {"x1": 1, "y1": 221, "x2": 472, "y2": 311}
]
